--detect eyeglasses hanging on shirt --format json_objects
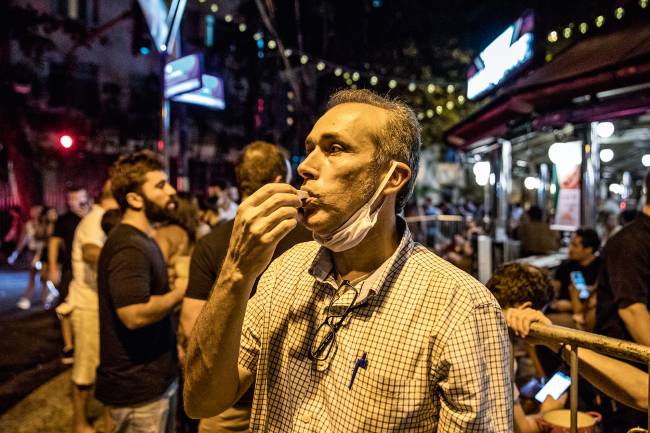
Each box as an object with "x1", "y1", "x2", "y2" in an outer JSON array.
[{"x1": 308, "y1": 280, "x2": 366, "y2": 365}]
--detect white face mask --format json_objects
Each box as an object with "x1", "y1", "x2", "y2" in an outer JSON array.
[{"x1": 313, "y1": 161, "x2": 398, "y2": 252}]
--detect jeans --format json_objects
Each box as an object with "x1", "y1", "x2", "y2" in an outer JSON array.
[{"x1": 107, "y1": 380, "x2": 178, "y2": 433}]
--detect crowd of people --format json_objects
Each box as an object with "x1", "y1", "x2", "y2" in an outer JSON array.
[{"x1": 1, "y1": 89, "x2": 648, "y2": 433}]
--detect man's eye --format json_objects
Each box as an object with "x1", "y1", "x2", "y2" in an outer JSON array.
[{"x1": 330, "y1": 144, "x2": 344, "y2": 153}]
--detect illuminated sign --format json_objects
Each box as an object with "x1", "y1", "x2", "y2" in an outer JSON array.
[
  {"x1": 172, "y1": 74, "x2": 225, "y2": 110},
  {"x1": 467, "y1": 11, "x2": 534, "y2": 100},
  {"x1": 164, "y1": 54, "x2": 203, "y2": 99}
]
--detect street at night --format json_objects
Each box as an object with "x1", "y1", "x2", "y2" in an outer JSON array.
[{"x1": 1, "y1": 0, "x2": 649, "y2": 432}]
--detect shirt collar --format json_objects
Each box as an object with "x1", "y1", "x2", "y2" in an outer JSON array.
[{"x1": 309, "y1": 217, "x2": 414, "y2": 307}]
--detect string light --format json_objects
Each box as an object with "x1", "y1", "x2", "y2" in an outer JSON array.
[
  {"x1": 417, "y1": 112, "x2": 424, "y2": 120},
  {"x1": 426, "y1": 109, "x2": 434, "y2": 118},
  {"x1": 641, "y1": 0, "x2": 648, "y2": 9},
  {"x1": 198, "y1": 0, "x2": 206, "y2": 3},
  {"x1": 579, "y1": 22, "x2": 588, "y2": 34},
  {"x1": 563, "y1": 27, "x2": 572, "y2": 39},
  {"x1": 446, "y1": 101, "x2": 455, "y2": 110},
  {"x1": 286, "y1": 117, "x2": 294, "y2": 126},
  {"x1": 548, "y1": 31, "x2": 558, "y2": 43},
  {"x1": 615, "y1": 7, "x2": 624, "y2": 19},
  {"x1": 198, "y1": 9, "x2": 468, "y2": 106},
  {"x1": 595, "y1": 15, "x2": 605, "y2": 27}
]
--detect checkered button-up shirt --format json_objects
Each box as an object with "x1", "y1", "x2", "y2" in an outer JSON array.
[{"x1": 239, "y1": 221, "x2": 512, "y2": 432}]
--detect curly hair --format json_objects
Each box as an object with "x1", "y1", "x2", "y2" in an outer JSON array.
[
  {"x1": 486, "y1": 263, "x2": 554, "y2": 310},
  {"x1": 110, "y1": 150, "x2": 166, "y2": 212}
]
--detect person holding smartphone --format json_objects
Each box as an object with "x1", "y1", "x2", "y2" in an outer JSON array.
[
  {"x1": 486, "y1": 263, "x2": 568, "y2": 433},
  {"x1": 550, "y1": 228, "x2": 601, "y2": 329}
]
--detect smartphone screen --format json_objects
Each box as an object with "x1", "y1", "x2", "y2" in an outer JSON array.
[
  {"x1": 570, "y1": 271, "x2": 589, "y2": 299},
  {"x1": 534, "y1": 371, "x2": 571, "y2": 403}
]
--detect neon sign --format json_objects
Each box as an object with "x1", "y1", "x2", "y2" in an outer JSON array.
[{"x1": 467, "y1": 11, "x2": 534, "y2": 100}]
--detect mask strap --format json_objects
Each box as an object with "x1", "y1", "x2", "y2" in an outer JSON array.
[{"x1": 368, "y1": 161, "x2": 399, "y2": 207}]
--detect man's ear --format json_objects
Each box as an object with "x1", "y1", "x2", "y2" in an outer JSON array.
[
  {"x1": 384, "y1": 162, "x2": 411, "y2": 196},
  {"x1": 125, "y1": 191, "x2": 143, "y2": 211}
]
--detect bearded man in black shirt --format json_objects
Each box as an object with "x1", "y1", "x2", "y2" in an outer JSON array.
[{"x1": 96, "y1": 150, "x2": 183, "y2": 433}]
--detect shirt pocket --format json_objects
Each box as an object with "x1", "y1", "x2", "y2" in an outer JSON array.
[{"x1": 343, "y1": 369, "x2": 434, "y2": 430}]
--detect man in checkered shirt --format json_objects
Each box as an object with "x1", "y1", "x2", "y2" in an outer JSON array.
[{"x1": 185, "y1": 89, "x2": 513, "y2": 432}]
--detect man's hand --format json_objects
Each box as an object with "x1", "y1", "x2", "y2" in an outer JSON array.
[
  {"x1": 225, "y1": 183, "x2": 301, "y2": 281},
  {"x1": 540, "y1": 392, "x2": 568, "y2": 414},
  {"x1": 504, "y1": 305, "x2": 552, "y2": 338}
]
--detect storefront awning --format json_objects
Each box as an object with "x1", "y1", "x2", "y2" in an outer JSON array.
[{"x1": 446, "y1": 24, "x2": 650, "y2": 149}]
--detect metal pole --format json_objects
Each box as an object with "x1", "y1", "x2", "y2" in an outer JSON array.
[
  {"x1": 570, "y1": 347, "x2": 579, "y2": 433},
  {"x1": 160, "y1": 53, "x2": 170, "y2": 169}
]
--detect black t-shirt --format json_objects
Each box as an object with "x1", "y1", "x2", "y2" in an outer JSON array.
[
  {"x1": 96, "y1": 224, "x2": 177, "y2": 406},
  {"x1": 553, "y1": 256, "x2": 602, "y2": 301},
  {"x1": 186, "y1": 219, "x2": 313, "y2": 301},
  {"x1": 53, "y1": 212, "x2": 82, "y2": 271},
  {"x1": 596, "y1": 213, "x2": 650, "y2": 342}
]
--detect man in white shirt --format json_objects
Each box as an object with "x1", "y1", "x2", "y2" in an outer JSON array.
[{"x1": 67, "y1": 181, "x2": 118, "y2": 433}]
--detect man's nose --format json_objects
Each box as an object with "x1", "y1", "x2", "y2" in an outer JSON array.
[{"x1": 297, "y1": 152, "x2": 319, "y2": 180}]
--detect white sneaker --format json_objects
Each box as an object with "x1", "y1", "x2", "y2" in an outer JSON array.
[{"x1": 16, "y1": 297, "x2": 31, "y2": 310}]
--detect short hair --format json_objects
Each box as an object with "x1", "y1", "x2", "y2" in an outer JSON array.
[
  {"x1": 574, "y1": 227, "x2": 600, "y2": 252},
  {"x1": 235, "y1": 141, "x2": 288, "y2": 198},
  {"x1": 528, "y1": 205, "x2": 543, "y2": 221},
  {"x1": 101, "y1": 209, "x2": 121, "y2": 235},
  {"x1": 486, "y1": 263, "x2": 553, "y2": 310},
  {"x1": 66, "y1": 185, "x2": 86, "y2": 194},
  {"x1": 326, "y1": 89, "x2": 421, "y2": 213},
  {"x1": 110, "y1": 150, "x2": 165, "y2": 212}
]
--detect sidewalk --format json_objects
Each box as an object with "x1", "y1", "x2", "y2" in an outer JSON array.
[{"x1": 0, "y1": 369, "x2": 106, "y2": 433}]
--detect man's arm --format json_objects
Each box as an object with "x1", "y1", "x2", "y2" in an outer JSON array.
[
  {"x1": 81, "y1": 243, "x2": 101, "y2": 266},
  {"x1": 184, "y1": 183, "x2": 301, "y2": 418},
  {"x1": 180, "y1": 298, "x2": 205, "y2": 343},
  {"x1": 47, "y1": 236, "x2": 62, "y2": 284},
  {"x1": 437, "y1": 302, "x2": 513, "y2": 432},
  {"x1": 117, "y1": 288, "x2": 185, "y2": 330},
  {"x1": 618, "y1": 302, "x2": 650, "y2": 346}
]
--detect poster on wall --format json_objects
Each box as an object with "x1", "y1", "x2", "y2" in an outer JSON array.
[{"x1": 552, "y1": 141, "x2": 582, "y2": 230}]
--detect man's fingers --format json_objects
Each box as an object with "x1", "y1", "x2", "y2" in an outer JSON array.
[
  {"x1": 260, "y1": 218, "x2": 298, "y2": 245},
  {"x1": 253, "y1": 193, "x2": 302, "y2": 218},
  {"x1": 244, "y1": 183, "x2": 297, "y2": 207}
]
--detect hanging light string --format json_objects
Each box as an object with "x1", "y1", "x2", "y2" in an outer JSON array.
[
  {"x1": 546, "y1": 0, "x2": 648, "y2": 45},
  {"x1": 198, "y1": 1, "x2": 468, "y2": 112}
]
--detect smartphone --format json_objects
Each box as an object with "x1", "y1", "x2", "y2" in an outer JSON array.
[
  {"x1": 534, "y1": 371, "x2": 571, "y2": 403},
  {"x1": 570, "y1": 271, "x2": 590, "y2": 300}
]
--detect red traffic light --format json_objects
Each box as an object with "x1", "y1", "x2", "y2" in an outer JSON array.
[{"x1": 59, "y1": 135, "x2": 73, "y2": 149}]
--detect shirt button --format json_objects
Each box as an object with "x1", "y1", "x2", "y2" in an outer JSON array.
[
  {"x1": 300, "y1": 413, "x2": 311, "y2": 424},
  {"x1": 315, "y1": 360, "x2": 329, "y2": 372}
]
